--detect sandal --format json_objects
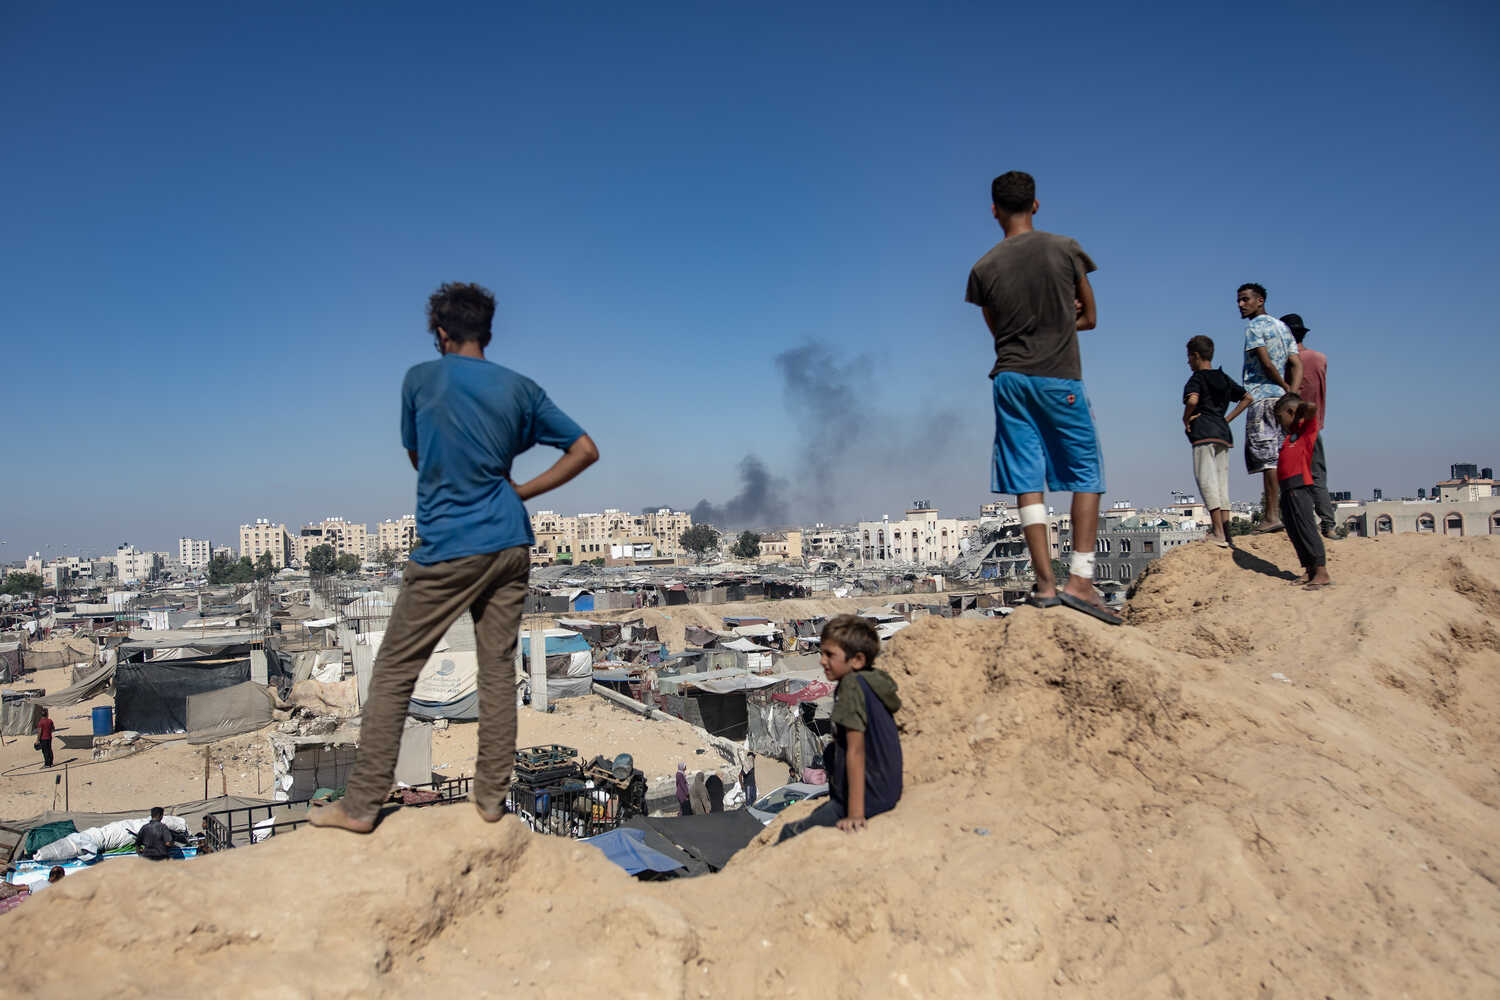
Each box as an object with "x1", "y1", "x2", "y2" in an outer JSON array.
[
  {"x1": 1057, "y1": 592, "x2": 1124, "y2": 626},
  {"x1": 1027, "y1": 587, "x2": 1061, "y2": 608}
]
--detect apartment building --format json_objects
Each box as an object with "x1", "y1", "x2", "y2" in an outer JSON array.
[
  {"x1": 858, "y1": 502, "x2": 965, "y2": 565},
  {"x1": 758, "y1": 530, "x2": 803, "y2": 564},
  {"x1": 529, "y1": 507, "x2": 694, "y2": 564},
  {"x1": 294, "y1": 516, "x2": 369, "y2": 564},
  {"x1": 376, "y1": 515, "x2": 419, "y2": 560},
  {"x1": 240, "y1": 519, "x2": 292, "y2": 568},
  {"x1": 1091, "y1": 518, "x2": 1205, "y2": 585},
  {"x1": 643, "y1": 508, "x2": 692, "y2": 558},
  {"x1": 178, "y1": 537, "x2": 212, "y2": 570},
  {"x1": 115, "y1": 544, "x2": 161, "y2": 584}
]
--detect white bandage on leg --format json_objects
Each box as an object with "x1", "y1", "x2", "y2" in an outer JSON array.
[
  {"x1": 1069, "y1": 551, "x2": 1096, "y2": 579},
  {"x1": 1018, "y1": 504, "x2": 1047, "y2": 528}
]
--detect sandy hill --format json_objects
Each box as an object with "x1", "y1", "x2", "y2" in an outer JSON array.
[{"x1": 6, "y1": 534, "x2": 1499, "y2": 998}]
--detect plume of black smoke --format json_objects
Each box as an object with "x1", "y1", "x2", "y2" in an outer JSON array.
[
  {"x1": 774, "y1": 342, "x2": 965, "y2": 521},
  {"x1": 690, "y1": 455, "x2": 789, "y2": 530}
]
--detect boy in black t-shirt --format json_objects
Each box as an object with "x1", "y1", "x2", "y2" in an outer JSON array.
[
  {"x1": 1183, "y1": 336, "x2": 1250, "y2": 546},
  {"x1": 776, "y1": 615, "x2": 902, "y2": 843}
]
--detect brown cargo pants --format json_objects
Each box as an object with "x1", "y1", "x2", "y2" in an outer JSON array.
[{"x1": 341, "y1": 546, "x2": 530, "y2": 822}]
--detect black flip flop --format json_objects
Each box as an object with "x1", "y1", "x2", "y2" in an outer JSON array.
[
  {"x1": 1027, "y1": 589, "x2": 1061, "y2": 608},
  {"x1": 1058, "y1": 592, "x2": 1124, "y2": 626}
]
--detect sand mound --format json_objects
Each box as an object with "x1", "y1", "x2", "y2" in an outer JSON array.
[{"x1": 7, "y1": 535, "x2": 1500, "y2": 997}]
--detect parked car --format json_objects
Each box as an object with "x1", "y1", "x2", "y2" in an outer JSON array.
[{"x1": 746, "y1": 782, "x2": 829, "y2": 825}]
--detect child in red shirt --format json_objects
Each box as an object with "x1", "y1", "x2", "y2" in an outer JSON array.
[{"x1": 1274, "y1": 394, "x2": 1332, "y2": 589}]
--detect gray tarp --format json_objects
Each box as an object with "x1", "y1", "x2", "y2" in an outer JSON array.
[
  {"x1": 185, "y1": 682, "x2": 276, "y2": 744},
  {"x1": 22, "y1": 638, "x2": 96, "y2": 671},
  {"x1": 32, "y1": 662, "x2": 117, "y2": 708},
  {"x1": 1, "y1": 690, "x2": 45, "y2": 736}
]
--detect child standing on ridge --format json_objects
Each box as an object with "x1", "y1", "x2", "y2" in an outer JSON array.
[
  {"x1": 777, "y1": 615, "x2": 902, "y2": 842},
  {"x1": 1182, "y1": 335, "x2": 1250, "y2": 547},
  {"x1": 1273, "y1": 393, "x2": 1332, "y2": 589}
]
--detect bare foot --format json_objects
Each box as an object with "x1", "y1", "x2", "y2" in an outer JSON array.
[{"x1": 307, "y1": 801, "x2": 374, "y2": 834}]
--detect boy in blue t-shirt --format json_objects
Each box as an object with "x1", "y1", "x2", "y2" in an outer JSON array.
[
  {"x1": 313, "y1": 282, "x2": 598, "y2": 834},
  {"x1": 777, "y1": 615, "x2": 902, "y2": 842}
]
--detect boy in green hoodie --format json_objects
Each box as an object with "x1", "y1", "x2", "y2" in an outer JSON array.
[{"x1": 777, "y1": 615, "x2": 903, "y2": 841}]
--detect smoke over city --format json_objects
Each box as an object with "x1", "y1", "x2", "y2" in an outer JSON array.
[
  {"x1": 689, "y1": 455, "x2": 789, "y2": 530},
  {"x1": 686, "y1": 342, "x2": 969, "y2": 529}
]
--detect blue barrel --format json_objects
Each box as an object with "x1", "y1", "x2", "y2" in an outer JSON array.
[{"x1": 92, "y1": 705, "x2": 114, "y2": 736}]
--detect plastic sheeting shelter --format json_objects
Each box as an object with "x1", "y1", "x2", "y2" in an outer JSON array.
[
  {"x1": 1, "y1": 689, "x2": 45, "y2": 736},
  {"x1": 115, "y1": 657, "x2": 251, "y2": 734},
  {"x1": 184, "y1": 682, "x2": 275, "y2": 744},
  {"x1": 0, "y1": 642, "x2": 19, "y2": 683},
  {"x1": 621, "y1": 811, "x2": 765, "y2": 872},
  {"x1": 581, "y1": 827, "x2": 686, "y2": 876},
  {"x1": 22, "y1": 638, "x2": 96, "y2": 671},
  {"x1": 32, "y1": 663, "x2": 115, "y2": 708}
]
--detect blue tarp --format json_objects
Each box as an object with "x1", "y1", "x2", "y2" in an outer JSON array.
[
  {"x1": 519, "y1": 632, "x2": 590, "y2": 656},
  {"x1": 581, "y1": 826, "x2": 685, "y2": 875}
]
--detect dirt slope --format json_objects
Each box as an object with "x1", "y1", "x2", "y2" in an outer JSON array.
[{"x1": 6, "y1": 534, "x2": 1499, "y2": 998}]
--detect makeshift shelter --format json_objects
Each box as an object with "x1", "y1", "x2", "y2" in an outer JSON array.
[
  {"x1": 0, "y1": 795, "x2": 269, "y2": 865},
  {"x1": 0, "y1": 642, "x2": 20, "y2": 683},
  {"x1": 22, "y1": 637, "x2": 96, "y2": 671},
  {"x1": 1, "y1": 689, "x2": 45, "y2": 736},
  {"x1": 621, "y1": 811, "x2": 765, "y2": 871},
  {"x1": 184, "y1": 682, "x2": 276, "y2": 744},
  {"x1": 31, "y1": 663, "x2": 116, "y2": 708},
  {"x1": 115, "y1": 656, "x2": 251, "y2": 734},
  {"x1": 581, "y1": 827, "x2": 688, "y2": 877},
  {"x1": 520, "y1": 630, "x2": 594, "y2": 701}
]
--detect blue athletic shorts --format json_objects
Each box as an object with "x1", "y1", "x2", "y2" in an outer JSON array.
[{"x1": 991, "y1": 372, "x2": 1105, "y2": 495}]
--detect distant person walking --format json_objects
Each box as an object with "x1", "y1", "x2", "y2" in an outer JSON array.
[
  {"x1": 966, "y1": 170, "x2": 1120, "y2": 624},
  {"x1": 689, "y1": 772, "x2": 712, "y2": 816},
  {"x1": 34, "y1": 708, "x2": 53, "y2": 768},
  {"x1": 311, "y1": 282, "x2": 598, "y2": 834},
  {"x1": 1237, "y1": 284, "x2": 1301, "y2": 532},
  {"x1": 1281, "y1": 314, "x2": 1336, "y2": 538},
  {"x1": 1182, "y1": 336, "x2": 1250, "y2": 547},
  {"x1": 740, "y1": 752, "x2": 758, "y2": 808},
  {"x1": 675, "y1": 762, "x2": 693, "y2": 816}
]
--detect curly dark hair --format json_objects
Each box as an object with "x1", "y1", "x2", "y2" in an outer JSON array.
[
  {"x1": 1237, "y1": 282, "x2": 1267, "y2": 301},
  {"x1": 991, "y1": 171, "x2": 1036, "y2": 214},
  {"x1": 426, "y1": 282, "x2": 495, "y2": 347},
  {"x1": 1186, "y1": 335, "x2": 1215, "y2": 361}
]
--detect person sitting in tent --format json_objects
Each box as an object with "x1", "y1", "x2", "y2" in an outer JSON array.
[{"x1": 134, "y1": 807, "x2": 185, "y2": 861}]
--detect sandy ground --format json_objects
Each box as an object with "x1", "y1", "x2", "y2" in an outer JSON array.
[{"x1": 5, "y1": 533, "x2": 1500, "y2": 997}]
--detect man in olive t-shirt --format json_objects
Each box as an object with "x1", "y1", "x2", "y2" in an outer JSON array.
[{"x1": 965, "y1": 170, "x2": 1119, "y2": 625}]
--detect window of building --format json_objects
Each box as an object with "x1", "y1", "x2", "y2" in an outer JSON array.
[
  {"x1": 1492, "y1": 512, "x2": 1500, "y2": 535},
  {"x1": 1376, "y1": 515, "x2": 1393, "y2": 534},
  {"x1": 1445, "y1": 514, "x2": 1463, "y2": 536},
  {"x1": 1144, "y1": 541, "x2": 1155, "y2": 553},
  {"x1": 1120, "y1": 539, "x2": 1131, "y2": 554},
  {"x1": 1345, "y1": 517, "x2": 1363, "y2": 537},
  {"x1": 1096, "y1": 563, "x2": 1110, "y2": 580},
  {"x1": 1416, "y1": 514, "x2": 1435, "y2": 533}
]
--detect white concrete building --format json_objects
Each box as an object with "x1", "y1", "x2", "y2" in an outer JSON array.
[
  {"x1": 178, "y1": 537, "x2": 212, "y2": 570},
  {"x1": 858, "y1": 502, "x2": 965, "y2": 565},
  {"x1": 293, "y1": 516, "x2": 369, "y2": 564},
  {"x1": 114, "y1": 544, "x2": 161, "y2": 584}
]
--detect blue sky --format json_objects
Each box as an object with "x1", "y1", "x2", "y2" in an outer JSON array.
[{"x1": 3, "y1": 2, "x2": 1497, "y2": 560}]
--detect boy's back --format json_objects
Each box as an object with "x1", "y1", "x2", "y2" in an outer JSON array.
[
  {"x1": 965, "y1": 229, "x2": 1096, "y2": 381},
  {"x1": 1182, "y1": 368, "x2": 1246, "y2": 448},
  {"x1": 829, "y1": 667, "x2": 903, "y2": 818},
  {"x1": 401, "y1": 355, "x2": 584, "y2": 565}
]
